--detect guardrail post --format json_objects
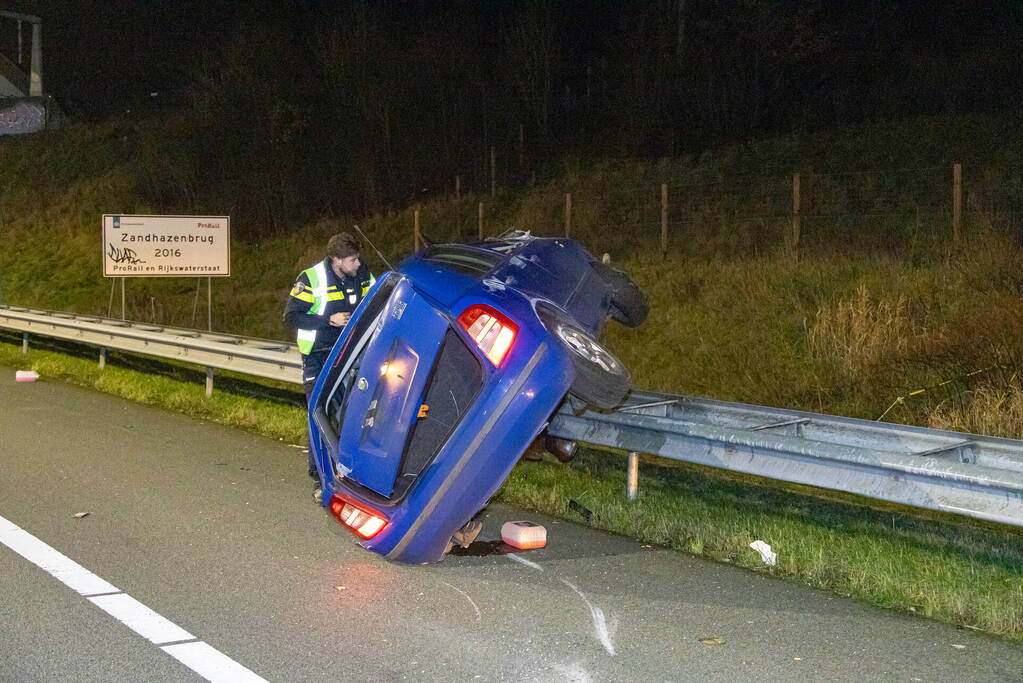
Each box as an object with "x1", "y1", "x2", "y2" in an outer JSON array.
[
  {"x1": 99, "y1": 347, "x2": 107, "y2": 369},
  {"x1": 21, "y1": 332, "x2": 28, "y2": 354},
  {"x1": 627, "y1": 451, "x2": 639, "y2": 500},
  {"x1": 205, "y1": 367, "x2": 214, "y2": 398}
]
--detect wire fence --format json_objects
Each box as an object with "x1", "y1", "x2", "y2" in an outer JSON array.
[{"x1": 408, "y1": 163, "x2": 1023, "y2": 261}]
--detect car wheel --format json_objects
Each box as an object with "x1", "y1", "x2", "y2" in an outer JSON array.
[
  {"x1": 592, "y1": 262, "x2": 649, "y2": 328},
  {"x1": 553, "y1": 321, "x2": 631, "y2": 410}
]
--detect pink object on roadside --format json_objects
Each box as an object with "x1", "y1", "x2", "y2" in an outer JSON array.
[
  {"x1": 502, "y1": 521, "x2": 547, "y2": 550},
  {"x1": 15, "y1": 370, "x2": 39, "y2": 382}
]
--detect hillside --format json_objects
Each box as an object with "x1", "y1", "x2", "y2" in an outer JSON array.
[{"x1": 2, "y1": 110, "x2": 1022, "y2": 435}]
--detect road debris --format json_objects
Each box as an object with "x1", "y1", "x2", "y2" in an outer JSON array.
[
  {"x1": 502, "y1": 521, "x2": 547, "y2": 550},
  {"x1": 699, "y1": 636, "x2": 726, "y2": 646},
  {"x1": 568, "y1": 499, "x2": 592, "y2": 522},
  {"x1": 15, "y1": 370, "x2": 39, "y2": 382},
  {"x1": 72, "y1": 512, "x2": 90, "y2": 519},
  {"x1": 749, "y1": 540, "x2": 777, "y2": 566}
]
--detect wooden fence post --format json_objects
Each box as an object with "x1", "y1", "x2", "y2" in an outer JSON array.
[
  {"x1": 952, "y1": 162, "x2": 962, "y2": 249},
  {"x1": 660, "y1": 183, "x2": 668, "y2": 259},
  {"x1": 478, "y1": 201, "x2": 484, "y2": 240},
  {"x1": 414, "y1": 209, "x2": 421, "y2": 252},
  {"x1": 519, "y1": 123, "x2": 525, "y2": 172},
  {"x1": 791, "y1": 172, "x2": 801, "y2": 262},
  {"x1": 490, "y1": 146, "x2": 496, "y2": 198},
  {"x1": 565, "y1": 193, "x2": 572, "y2": 238}
]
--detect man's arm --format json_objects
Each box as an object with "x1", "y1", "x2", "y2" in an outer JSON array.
[{"x1": 283, "y1": 273, "x2": 328, "y2": 331}]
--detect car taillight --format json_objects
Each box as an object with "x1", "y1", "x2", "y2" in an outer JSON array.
[
  {"x1": 329, "y1": 495, "x2": 388, "y2": 539},
  {"x1": 457, "y1": 304, "x2": 517, "y2": 366}
]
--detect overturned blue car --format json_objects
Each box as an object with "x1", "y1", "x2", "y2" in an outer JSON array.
[{"x1": 308, "y1": 232, "x2": 647, "y2": 564}]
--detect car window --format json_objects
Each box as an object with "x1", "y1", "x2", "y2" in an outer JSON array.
[
  {"x1": 316, "y1": 274, "x2": 399, "y2": 436},
  {"x1": 422, "y1": 245, "x2": 504, "y2": 276}
]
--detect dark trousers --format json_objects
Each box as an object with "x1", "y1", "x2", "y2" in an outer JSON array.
[{"x1": 303, "y1": 351, "x2": 327, "y2": 480}]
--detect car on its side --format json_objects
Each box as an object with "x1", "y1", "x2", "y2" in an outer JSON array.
[{"x1": 307, "y1": 231, "x2": 647, "y2": 564}]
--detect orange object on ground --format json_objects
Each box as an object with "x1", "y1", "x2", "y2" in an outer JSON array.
[{"x1": 501, "y1": 521, "x2": 547, "y2": 550}]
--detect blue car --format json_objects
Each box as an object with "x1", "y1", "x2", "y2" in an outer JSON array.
[{"x1": 307, "y1": 232, "x2": 647, "y2": 564}]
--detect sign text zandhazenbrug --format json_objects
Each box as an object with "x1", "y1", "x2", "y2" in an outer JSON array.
[{"x1": 101, "y1": 215, "x2": 230, "y2": 277}]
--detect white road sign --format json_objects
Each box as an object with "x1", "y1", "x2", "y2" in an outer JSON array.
[{"x1": 102, "y1": 215, "x2": 230, "y2": 277}]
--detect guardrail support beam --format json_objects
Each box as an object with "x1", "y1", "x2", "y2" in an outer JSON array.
[
  {"x1": 99, "y1": 347, "x2": 107, "y2": 369},
  {"x1": 205, "y1": 367, "x2": 214, "y2": 397},
  {"x1": 627, "y1": 451, "x2": 639, "y2": 500},
  {"x1": 21, "y1": 332, "x2": 28, "y2": 354}
]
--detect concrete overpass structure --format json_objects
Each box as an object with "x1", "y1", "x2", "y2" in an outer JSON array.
[
  {"x1": 0, "y1": 10, "x2": 42, "y2": 97},
  {"x1": 0, "y1": 10, "x2": 46, "y2": 135}
]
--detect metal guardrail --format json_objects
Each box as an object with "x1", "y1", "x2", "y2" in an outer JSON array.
[
  {"x1": 549, "y1": 392, "x2": 1023, "y2": 528},
  {"x1": 0, "y1": 305, "x2": 302, "y2": 389},
  {"x1": 4, "y1": 304, "x2": 1023, "y2": 527}
]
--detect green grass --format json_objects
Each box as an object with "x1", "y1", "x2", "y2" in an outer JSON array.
[
  {"x1": 0, "y1": 339, "x2": 306, "y2": 444},
  {"x1": 4, "y1": 336, "x2": 1023, "y2": 640}
]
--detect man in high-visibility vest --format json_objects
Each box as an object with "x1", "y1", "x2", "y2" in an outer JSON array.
[{"x1": 284, "y1": 232, "x2": 375, "y2": 501}]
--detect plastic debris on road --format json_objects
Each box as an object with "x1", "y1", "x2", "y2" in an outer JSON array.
[
  {"x1": 15, "y1": 370, "x2": 39, "y2": 382},
  {"x1": 749, "y1": 540, "x2": 777, "y2": 566},
  {"x1": 502, "y1": 521, "x2": 547, "y2": 550}
]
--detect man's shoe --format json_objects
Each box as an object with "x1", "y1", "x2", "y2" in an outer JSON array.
[{"x1": 449, "y1": 519, "x2": 484, "y2": 549}]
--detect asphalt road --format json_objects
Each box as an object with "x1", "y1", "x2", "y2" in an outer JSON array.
[{"x1": 2, "y1": 373, "x2": 1022, "y2": 682}]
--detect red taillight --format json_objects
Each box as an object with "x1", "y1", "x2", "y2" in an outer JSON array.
[
  {"x1": 329, "y1": 495, "x2": 388, "y2": 539},
  {"x1": 457, "y1": 304, "x2": 517, "y2": 366}
]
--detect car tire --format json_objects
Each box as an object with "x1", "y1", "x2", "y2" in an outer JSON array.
[
  {"x1": 552, "y1": 321, "x2": 631, "y2": 410},
  {"x1": 592, "y1": 262, "x2": 649, "y2": 328}
]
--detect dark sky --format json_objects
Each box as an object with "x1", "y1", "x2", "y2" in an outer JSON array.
[{"x1": 6, "y1": 1, "x2": 1022, "y2": 120}]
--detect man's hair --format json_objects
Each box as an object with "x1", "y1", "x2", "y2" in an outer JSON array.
[{"x1": 325, "y1": 232, "x2": 361, "y2": 260}]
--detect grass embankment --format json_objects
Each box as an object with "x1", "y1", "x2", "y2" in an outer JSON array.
[{"x1": 3, "y1": 111, "x2": 1023, "y2": 638}]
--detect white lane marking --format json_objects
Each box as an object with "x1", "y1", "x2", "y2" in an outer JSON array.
[
  {"x1": 439, "y1": 580, "x2": 482, "y2": 623},
  {"x1": 0, "y1": 517, "x2": 119, "y2": 596},
  {"x1": 88, "y1": 593, "x2": 195, "y2": 645},
  {"x1": 0, "y1": 514, "x2": 267, "y2": 683},
  {"x1": 162, "y1": 642, "x2": 266, "y2": 683},
  {"x1": 506, "y1": 553, "x2": 543, "y2": 571},
  {"x1": 560, "y1": 578, "x2": 617, "y2": 657}
]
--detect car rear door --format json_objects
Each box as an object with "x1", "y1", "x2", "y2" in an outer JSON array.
[{"x1": 334, "y1": 280, "x2": 451, "y2": 497}]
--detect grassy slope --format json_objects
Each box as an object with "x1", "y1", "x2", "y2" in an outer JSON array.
[{"x1": 2, "y1": 111, "x2": 1023, "y2": 638}]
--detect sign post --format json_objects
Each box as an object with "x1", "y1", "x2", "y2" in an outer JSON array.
[{"x1": 102, "y1": 215, "x2": 230, "y2": 330}]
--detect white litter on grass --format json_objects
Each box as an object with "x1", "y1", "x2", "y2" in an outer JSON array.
[
  {"x1": 560, "y1": 578, "x2": 617, "y2": 657},
  {"x1": 15, "y1": 370, "x2": 39, "y2": 382},
  {"x1": 749, "y1": 540, "x2": 777, "y2": 566}
]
